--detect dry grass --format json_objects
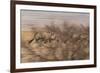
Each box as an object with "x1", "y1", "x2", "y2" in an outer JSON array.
[{"x1": 21, "y1": 22, "x2": 89, "y2": 63}]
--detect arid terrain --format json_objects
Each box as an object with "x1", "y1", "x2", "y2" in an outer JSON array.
[{"x1": 21, "y1": 22, "x2": 89, "y2": 63}]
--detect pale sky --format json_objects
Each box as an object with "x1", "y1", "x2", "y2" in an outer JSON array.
[{"x1": 21, "y1": 10, "x2": 89, "y2": 30}]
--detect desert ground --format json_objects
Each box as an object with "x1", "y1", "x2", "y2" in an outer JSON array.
[{"x1": 21, "y1": 22, "x2": 89, "y2": 63}]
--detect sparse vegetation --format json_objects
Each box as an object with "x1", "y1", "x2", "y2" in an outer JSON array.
[{"x1": 21, "y1": 22, "x2": 89, "y2": 63}]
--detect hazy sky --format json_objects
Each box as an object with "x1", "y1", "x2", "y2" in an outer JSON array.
[{"x1": 21, "y1": 10, "x2": 89, "y2": 30}]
